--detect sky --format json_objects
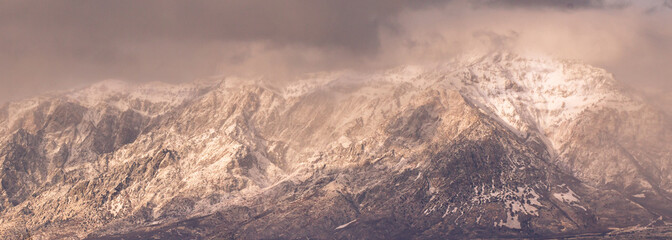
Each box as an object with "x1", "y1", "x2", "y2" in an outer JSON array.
[{"x1": 1, "y1": 0, "x2": 671, "y2": 105}]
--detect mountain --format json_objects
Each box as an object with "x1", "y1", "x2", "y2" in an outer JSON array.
[{"x1": 0, "y1": 52, "x2": 670, "y2": 239}]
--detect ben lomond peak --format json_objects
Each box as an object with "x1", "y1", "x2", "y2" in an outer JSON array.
[
  {"x1": 3, "y1": 2, "x2": 671, "y2": 238},
  {"x1": 0, "y1": 53, "x2": 670, "y2": 239}
]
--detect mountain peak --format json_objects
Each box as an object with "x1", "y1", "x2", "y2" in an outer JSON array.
[{"x1": 1, "y1": 52, "x2": 670, "y2": 239}]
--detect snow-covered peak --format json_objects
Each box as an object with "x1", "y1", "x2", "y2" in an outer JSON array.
[
  {"x1": 66, "y1": 79, "x2": 216, "y2": 115},
  {"x1": 68, "y1": 53, "x2": 635, "y2": 136},
  {"x1": 3, "y1": 53, "x2": 642, "y2": 142},
  {"x1": 88, "y1": 79, "x2": 130, "y2": 92},
  {"x1": 445, "y1": 53, "x2": 641, "y2": 143},
  {"x1": 280, "y1": 52, "x2": 641, "y2": 149}
]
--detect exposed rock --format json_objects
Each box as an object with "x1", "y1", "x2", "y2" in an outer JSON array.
[{"x1": 0, "y1": 53, "x2": 670, "y2": 239}]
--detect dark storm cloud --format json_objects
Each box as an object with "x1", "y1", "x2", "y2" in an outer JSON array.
[
  {"x1": 0, "y1": 0, "x2": 671, "y2": 109},
  {"x1": 474, "y1": 0, "x2": 628, "y2": 9},
  {"x1": 0, "y1": 0, "x2": 449, "y2": 102},
  {"x1": 0, "y1": 0, "x2": 446, "y2": 52}
]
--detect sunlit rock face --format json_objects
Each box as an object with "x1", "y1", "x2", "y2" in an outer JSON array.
[{"x1": 0, "y1": 53, "x2": 670, "y2": 239}]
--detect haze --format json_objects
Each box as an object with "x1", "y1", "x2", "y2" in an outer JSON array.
[{"x1": 1, "y1": 0, "x2": 671, "y2": 108}]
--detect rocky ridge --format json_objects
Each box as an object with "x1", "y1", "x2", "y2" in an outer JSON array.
[{"x1": 0, "y1": 52, "x2": 670, "y2": 239}]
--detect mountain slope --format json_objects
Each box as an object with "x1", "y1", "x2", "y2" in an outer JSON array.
[{"x1": 0, "y1": 53, "x2": 670, "y2": 239}]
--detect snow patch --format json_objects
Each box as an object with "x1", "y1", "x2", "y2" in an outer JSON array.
[
  {"x1": 470, "y1": 186, "x2": 543, "y2": 229},
  {"x1": 335, "y1": 219, "x2": 357, "y2": 230},
  {"x1": 553, "y1": 185, "x2": 586, "y2": 211},
  {"x1": 495, "y1": 212, "x2": 521, "y2": 229},
  {"x1": 338, "y1": 136, "x2": 352, "y2": 148}
]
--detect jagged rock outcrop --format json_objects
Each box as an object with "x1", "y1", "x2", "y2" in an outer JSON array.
[{"x1": 0, "y1": 53, "x2": 670, "y2": 239}]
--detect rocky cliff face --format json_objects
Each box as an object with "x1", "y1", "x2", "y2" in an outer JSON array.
[{"x1": 0, "y1": 53, "x2": 670, "y2": 239}]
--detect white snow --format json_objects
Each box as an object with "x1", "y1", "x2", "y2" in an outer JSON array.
[
  {"x1": 443, "y1": 52, "x2": 640, "y2": 149},
  {"x1": 338, "y1": 136, "x2": 352, "y2": 148},
  {"x1": 0, "y1": 51, "x2": 653, "y2": 238},
  {"x1": 495, "y1": 212, "x2": 522, "y2": 229},
  {"x1": 469, "y1": 185, "x2": 542, "y2": 229},
  {"x1": 335, "y1": 219, "x2": 357, "y2": 230},
  {"x1": 4, "y1": 97, "x2": 41, "y2": 131},
  {"x1": 553, "y1": 187, "x2": 579, "y2": 203},
  {"x1": 553, "y1": 186, "x2": 586, "y2": 211},
  {"x1": 109, "y1": 198, "x2": 125, "y2": 216},
  {"x1": 64, "y1": 79, "x2": 214, "y2": 115},
  {"x1": 279, "y1": 51, "x2": 638, "y2": 155}
]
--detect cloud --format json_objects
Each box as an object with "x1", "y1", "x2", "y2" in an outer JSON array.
[
  {"x1": 387, "y1": 1, "x2": 672, "y2": 91},
  {"x1": 0, "y1": 0, "x2": 670, "y2": 107},
  {"x1": 0, "y1": 0, "x2": 451, "y2": 101},
  {"x1": 473, "y1": 0, "x2": 630, "y2": 10}
]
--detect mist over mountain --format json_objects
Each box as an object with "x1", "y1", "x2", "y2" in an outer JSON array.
[
  {"x1": 1, "y1": 0, "x2": 671, "y2": 105},
  {"x1": 1, "y1": 1, "x2": 671, "y2": 239},
  {"x1": 0, "y1": 52, "x2": 671, "y2": 239}
]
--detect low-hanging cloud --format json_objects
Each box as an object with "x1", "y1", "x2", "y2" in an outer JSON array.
[
  {"x1": 474, "y1": 0, "x2": 629, "y2": 9},
  {"x1": 0, "y1": 0, "x2": 670, "y2": 107},
  {"x1": 0, "y1": 0, "x2": 449, "y2": 102}
]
